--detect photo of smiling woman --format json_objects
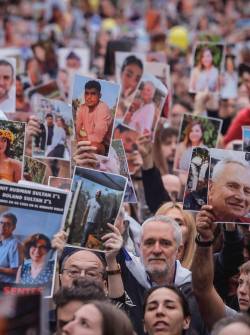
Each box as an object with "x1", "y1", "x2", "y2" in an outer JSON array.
[
  {"x1": 16, "y1": 233, "x2": 54, "y2": 289},
  {"x1": 189, "y1": 44, "x2": 224, "y2": 94},
  {"x1": 0, "y1": 129, "x2": 22, "y2": 183},
  {"x1": 174, "y1": 120, "x2": 205, "y2": 172},
  {"x1": 174, "y1": 114, "x2": 222, "y2": 173}
]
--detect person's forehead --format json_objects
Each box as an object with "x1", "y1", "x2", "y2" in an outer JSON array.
[
  {"x1": 85, "y1": 88, "x2": 99, "y2": 94},
  {"x1": 239, "y1": 272, "x2": 250, "y2": 282},
  {"x1": 58, "y1": 300, "x2": 84, "y2": 319},
  {"x1": 0, "y1": 217, "x2": 13, "y2": 225},
  {"x1": 0, "y1": 64, "x2": 12, "y2": 74},
  {"x1": 65, "y1": 250, "x2": 103, "y2": 269},
  {"x1": 147, "y1": 287, "x2": 180, "y2": 304},
  {"x1": 142, "y1": 221, "x2": 175, "y2": 239},
  {"x1": 216, "y1": 163, "x2": 250, "y2": 185}
]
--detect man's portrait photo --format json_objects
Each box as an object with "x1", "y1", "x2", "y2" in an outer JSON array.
[
  {"x1": 72, "y1": 75, "x2": 120, "y2": 156},
  {"x1": 0, "y1": 58, "x2": 16, "y2": 117},
  {"x1": 208, "y1": 148, "x2": 250, "y2": 223}
]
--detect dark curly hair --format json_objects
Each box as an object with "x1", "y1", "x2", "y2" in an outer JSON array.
[{"x1": 23, "y1": 233, "x2": 51, "y2": 259}]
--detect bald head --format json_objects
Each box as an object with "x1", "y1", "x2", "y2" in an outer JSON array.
[{"x1": 60, "y1": 250, "x2": 105, "y2": 288}]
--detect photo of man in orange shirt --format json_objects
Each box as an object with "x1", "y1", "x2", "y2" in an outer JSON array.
[{"x1": 76, "y1": 80, "x2": 113, "y2": 156}]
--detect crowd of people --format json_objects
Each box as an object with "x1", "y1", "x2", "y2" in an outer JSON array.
[{"x1": 0, "y1": 0, "x2": 250, "y2": 334}]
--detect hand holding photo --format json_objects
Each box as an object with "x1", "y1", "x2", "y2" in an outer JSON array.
[
  {"x1": 72, "y1": 75, "x2": 120, "y2": 156},
  {"x1": 66, "y1": 167, "x2": 127, "y2": 251}
]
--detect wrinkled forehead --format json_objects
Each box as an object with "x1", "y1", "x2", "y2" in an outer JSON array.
[{"x1": 141, "y1": 220, "x2": 175, "y2": 240}]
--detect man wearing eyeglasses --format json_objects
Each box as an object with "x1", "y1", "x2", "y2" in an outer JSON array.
[
  {"x1": 53, "y1": 224, "x2": 125, "y2": 334},
  {"x1": 0, "y1": 213, "x2": 21, "y2": 283}
]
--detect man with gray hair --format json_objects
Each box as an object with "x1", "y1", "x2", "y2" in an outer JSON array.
[
  {"x1": 117, "y1": 215, "x2": 208, "y2": 335},
  {"x1": 209, "y1": 158, "x2": 250, "y2": 222}
]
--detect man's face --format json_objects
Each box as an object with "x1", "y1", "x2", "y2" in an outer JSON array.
[
  {"x1": 84, "y1": 88, "x2": 100, "y2": 108},
  {"x1": 95, "y1": 190, "x2": 101, "y2": 199},
  {"x1": 170, "y1": 104, "x2": 187, "y2": 129},
  {"x1": 209, "y1": 163, "x2": 250, "y2": 221},
  {"x1": 0, "y1": 64, "x2": 13, "y2": 101},
  {"x1": 0, "y1": 217, "x2": 15, "y2": 239},
  {"x1": 140, "y1": 221, "x2": 178, "y2": 281},
  {"x1": 60, "y1": 250, "x2": 105, "y2": 288},
  {"x1": 46, "y1": 116, "x2": 54, "y2": 126},
  {"x1": 237, "y1": 272, "x2": 250, "y2": 312},
  {"x1": 161, "y1": 136, "x2": 177, "y2": 163},
  {"x1": 57, "y1": 300, "x2": 83, "y2": 335}
]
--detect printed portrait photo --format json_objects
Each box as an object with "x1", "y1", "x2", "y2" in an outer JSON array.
[
  {"x1": 207, "y1": 148, "x2": 250, "y2": 224},
  {"x1": 0, "y1": 58, "x2": 16, "y2": 117},
  {"x1": 189, "y1": 42, "x2": 224, "y2": 94},
  {"x1": 58, "y1": 48, "x2": 90, "y2": 74},
  {"x1": 0, "y1": 120, "x2": 26, "y2": 183},
  {"x1": 72, "y1": 75, "x2": 120, "y2": 157},
  {"x1": 32, "y1": 98, "x2": 73, "y2": 161},
  {"x1": 220, "y1": 54, "x2": 238, "y2": 99},
  {"x1": 174, "y1": 113, "x2": 222, "y2": 172},
  {"x1": 122, "y1": 73, "x2": 168, "y2": 136},
  {"x1": 113, "y1": 123, "x2": 140, "y2": 175},
  {"x1": 0, "y1": 182, "x2": 69, "y2": 297},
  {"x1": 66, "y1": 167, "x2": 127, "y2": 251},
  {"x1": 115, "y1": 51, "x2": 145, "y2": 119}
]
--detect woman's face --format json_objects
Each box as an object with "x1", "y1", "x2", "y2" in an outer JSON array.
[
  {"x1": 144, "y1": 287, "x2": 190, "y2": 335},
  {"x1": 0, "y1": 137, "x2": 7, "y2": 154},
  {"x1": 141, "y1": 83, "x2": 155, "y2": 103},
  {"x1": 34, "y1": 45, "x2": 46, "y2": 62},
  {"x1": 165, "y1": 207, "x2": 188, "y2": 243},
  {"x1": 121, "y1": 63, "x2": 143, "y2": 96},
  {"x1": 201, "y1": 49, "x2": 213, "y2": 68},
  {"x1": 30, "y1": 239, "x2": 48, "y2": 263},
  {"x1": 189, "y1": 124, "x2": 203, "y2": 146},
  {"x1": 63, "y1": 304, "x2": 103, "y2": 335}
]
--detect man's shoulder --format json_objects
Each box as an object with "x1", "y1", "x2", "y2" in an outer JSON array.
[
  {"x1": 97, "y1": 101, "x2": 110, "y2": 114},
  {"x1": 5, "y1": 236, "x2": 20, "y2": 247}
]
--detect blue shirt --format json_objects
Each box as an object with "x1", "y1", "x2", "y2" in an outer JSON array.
[{"x1": 0, "y1": 236, "x2": 20, "y2": 283}]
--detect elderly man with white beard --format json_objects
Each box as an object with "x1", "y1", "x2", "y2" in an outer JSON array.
[{"x1": 117, "y1": 215, "x2": 208, "y2": 335}]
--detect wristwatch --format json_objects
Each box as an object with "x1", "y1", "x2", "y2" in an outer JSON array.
[
  {"x1": 106, "y1": 264, "x2": 121, "y2": 275},
  {"x1": 195, "y1": 234, "x2": 214, "y2": 247}
]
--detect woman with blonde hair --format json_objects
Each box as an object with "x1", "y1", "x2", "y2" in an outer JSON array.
[{"x1": 156, "y1": 201, "x2": 196, "y2": 269}]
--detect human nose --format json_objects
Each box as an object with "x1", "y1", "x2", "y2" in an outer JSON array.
[
  {"x1": 156, "y1": 303, "x2": 165, "y2": 316},
  {"x1": 152, "y1": 241, "x2": 162, "y2": 254},
  {"x1": 62, "y1": 320, "x2": 75, "y2": 334}
]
